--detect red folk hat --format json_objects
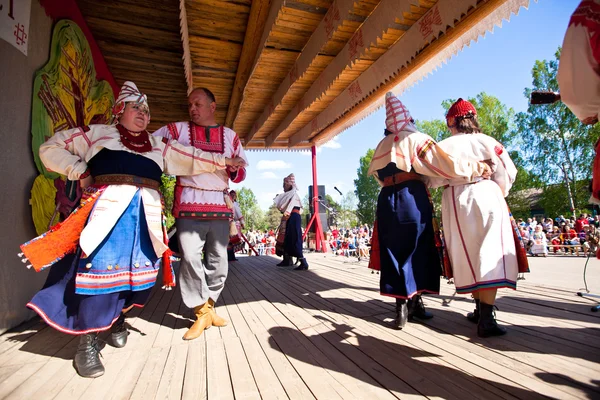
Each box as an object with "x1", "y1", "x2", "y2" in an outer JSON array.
[{"x1": 446, "y1": 98, "x2": 477, "y2": 121}]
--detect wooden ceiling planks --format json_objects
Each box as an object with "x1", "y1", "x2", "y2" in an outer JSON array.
[
  {"x1": 76, "y1": 0, "x2": 527, "y2": 148},
  {"x1": 78, "y1": 0, "x2": 188, "y2": 131}
]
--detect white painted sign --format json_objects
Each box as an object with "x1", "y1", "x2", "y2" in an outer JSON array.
[{"x1": 0, "y1": 0, "x2": 31, "y2": 55}]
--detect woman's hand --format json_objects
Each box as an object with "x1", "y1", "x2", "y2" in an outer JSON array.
[{"x1": 226, "y1": 157, "x2": 246, "y2": 167}]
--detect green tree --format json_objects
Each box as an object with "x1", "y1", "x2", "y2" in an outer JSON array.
[
  {"x1": 265, "y1": 204, "x2": 282, "y2": 230},
  {"x1": 237, "y1": 187, "x2": 265, "y2": 230},
  {"x1": 515, "y1": 48, "x2": 600, "y2": 216},
  {"x1": 338, "y1": 191, "x2": 359, "y2": 228},
  {"x1": 354, "y1": 148, "x2": 379, "y2": 224},
  {"x1": 159, "y1": 175, "x2": 176, "y2": 229}
]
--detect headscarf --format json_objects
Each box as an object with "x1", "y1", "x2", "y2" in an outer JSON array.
[{"x1": 111, "y1": 81, "x2": 149, "y2": 123}]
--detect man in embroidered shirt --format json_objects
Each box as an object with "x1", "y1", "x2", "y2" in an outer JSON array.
[{"x1": 154, "y1": 88, "x2": 248, "y2": 340}]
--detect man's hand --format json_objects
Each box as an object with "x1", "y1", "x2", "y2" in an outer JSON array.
[
  {"x1": 226, "y1": 157, "x2": 246, "y2": 167},
  {"x1": 481, "y1": 159, "x2": 495, "y2": 179},
  {"x1": 80, "y1": 175, "x2": 94, "y2": 189}
]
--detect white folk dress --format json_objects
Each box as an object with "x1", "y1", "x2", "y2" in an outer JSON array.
[{"x1": 431, "y1": 133, "x2": 519, "y2": 294}]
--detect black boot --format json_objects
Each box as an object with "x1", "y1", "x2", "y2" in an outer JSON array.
[
  {"x1": 111, "y1": 313, "x2": 129, "y2": 348},
  {"x1": 466, "y1": 299, "x2": 480, "y2": 323},
  {"x1": 408, "y1": 295, "x2": 433, "y2": 321},
  {"x1": 393, "y1": 299, "x2": 408, "y2": 330},
  {"x1": 74, "y1": 333, "x2": 104, "y2": 378},
  {"x1": 227, "y1": 248, "x2": 238, "y2": 262},
  {"x1": 277, "y1": 255, "x2": 292, "y2": 267},
  {"x1": 294, "y1": 257, "x2": 309, "y2": 270},
  {"x1": 477, "y1": 302, "x2": 507, "y2": 338}
]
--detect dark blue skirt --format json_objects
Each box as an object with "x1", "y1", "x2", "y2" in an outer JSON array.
[
  {"x1": 377, "y1": 180, "x2": 441, "y2": 299},
  {"x1": 27, "y1": 191, "x2": 154, "y2": 335},
  {"x1": 284, "y1": 212, "x2": 303, "y2": 258}
]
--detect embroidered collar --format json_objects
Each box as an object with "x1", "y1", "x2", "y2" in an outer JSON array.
[{"x1": 188, "y1": 122, "x2": 225, "y2": 154}]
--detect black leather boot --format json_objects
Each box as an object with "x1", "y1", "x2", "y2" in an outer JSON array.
[
  {"x1": 393, "y1": 299, "x2": 408, "y2": 330},
  {"x1": 293, "y1": 257, "x2": 309, "y2": 270},
  {"x1": 74, "y1": 333, "x2": 104, "y2": 378},
  {"x1": 477, "y1": 302, "x2": 507, "y2": 338},
  {"x1": 466, "y1": 299, "x2": 480, "y2": 323},
  {"x1": 408, "y1": 295, "x2": 433, "y2": 321},
  {"x1": 277, "y1": 255, "x2": 292, "y2": 267},
  {"x1": 111, "y1": 313, "x2": 128, "y2": 348}
]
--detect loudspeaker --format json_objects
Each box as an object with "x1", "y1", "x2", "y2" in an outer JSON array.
[
  {"x1": 308, "y1": 185, "x2": 326, "y2": 214},
  {"x1": 306, "y1": 213, "x2": 328, "y2": 233}
]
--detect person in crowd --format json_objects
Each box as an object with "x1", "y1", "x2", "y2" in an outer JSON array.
[
  {"x1": 542, "y1": 218, "x2": 554, "y2": 233},
  {"x1": 153, "y1": 87, "x2": 248, "y2": 341},
  {"x1": 431, "y1": 98, "x2": 528, "y2": 337},
  {"x1": 367, "y1": 93, "x2": 493, "y2": 330},
  {"x1": 274, "y1": 174, "x2": 308, "y2": 270},
  {"x1": 19, "y1": 82, "x2": 244, "y2": 377},
  {"x1": 576, "y1": 213, "x2": 589, "y2": 233},
  {"x1": 531, "y1": 225, "x2": 548, "y2": 257}
]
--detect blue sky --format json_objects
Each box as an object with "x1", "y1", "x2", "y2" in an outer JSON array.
[{"x1": 232, "y1": 0, "x2": 580, "y2": 210}]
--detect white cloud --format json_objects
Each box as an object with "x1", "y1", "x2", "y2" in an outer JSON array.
[
  {"x1": 260, "y1": 171, "x2": 278, "y2": 179},
  {"x1": 256, "y1": 160, "x2": 292, "y2": 170},
  {"x1": 321, "y1": 137, "x2": 341, "y2": 149}
]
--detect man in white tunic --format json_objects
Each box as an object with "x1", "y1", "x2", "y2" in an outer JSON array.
[
  {"x1": 431, "y1": 98, "x2": 522, "y2": 337},
  {"x1": 153, "y1": 88, "x2": 248, "y2": 340}
]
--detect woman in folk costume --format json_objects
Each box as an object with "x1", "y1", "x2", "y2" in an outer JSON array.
[
  {"x1": 433, "y1": 98, "x2": 523, "y2": 337},
  {"x1": 367, "y1": 93, "x2": 492, "y2": 330},
  {"x1": 19, "y1": 81, "x2": 244, "y2": 378},
  {"x1": 274, "y1": 173, "x2": 309, "y2": 270},
  {"x1": 227, "y1": 190, "x2": 245, "y2": 261}
]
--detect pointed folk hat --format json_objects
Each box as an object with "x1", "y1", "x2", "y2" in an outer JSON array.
[{"x1": 385, "y1": 92, "x2": 414, "y2": 134}]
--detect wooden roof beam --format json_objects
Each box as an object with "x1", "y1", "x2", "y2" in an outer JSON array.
[
  {"x1": 289, "y1": 0, "x2": 528, "y2": 147},
  {"x1": 244, "y1": 0, "x2": 360, "y2": 144},
  {"x1": 265, "y1": 0, "x2": 419, "y2": 147},
  {"x1": 233, "y1": 0, "x2": 288, "y2": 136},
  {"x1": 179, "y1": 0, "x2": 193, "y2": 95},
  {"x1": 224, "y1": 0, "x2": 274, "y2": 128}
]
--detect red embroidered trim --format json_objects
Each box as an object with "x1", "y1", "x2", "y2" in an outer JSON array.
[
  {"x1": 80, "y1": 169, "x2": 91, "y2": 179},
  {"x1": 188, "y1": 123, "x2": 225, "y2": 154},
  {"x1": 116, "y1": 124, "x2": 152, "y2": 153},
  {"x1": 167, "y1": 122, "x2": 180, "y2": 140}
]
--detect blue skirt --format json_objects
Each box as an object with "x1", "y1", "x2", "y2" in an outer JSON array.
[
  {"x1": 27, "y1": 191, "x2": 156, "y2": 334},
  {"x1": 377, "y1": 180, "x2": 441, "y2": 299},
  {"x1": 284, "y1": 212, "x2": 303, "y2": 258}
]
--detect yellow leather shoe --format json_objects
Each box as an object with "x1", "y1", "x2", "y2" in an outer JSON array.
[
  {"x1": 183, "y1": 302, "x2": 212, "y2": 340},
  {"x1": 208, "y1": 298, "x2": 229, "y2": 327}
]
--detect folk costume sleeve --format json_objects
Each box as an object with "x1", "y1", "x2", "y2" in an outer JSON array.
[
  {"x1": 161, "y1": 138, "x2": 227, "y2": 175},
  {"x1": 412, "y1": 139, "x2": 488, "y2": 182},
  {"x1": 39, "y1": 126, "x2": 93, "y2": 180},
  {"x1": 227, "y1": 131, "x2": 247, "y2": 183},
  {"x1": 558, "y1": 0, "x2": 600, "y2": 124}
]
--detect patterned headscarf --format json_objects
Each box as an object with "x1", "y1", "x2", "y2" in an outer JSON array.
[{"x1": 111, "y1": 81, "x2": 149, "y2": 123}]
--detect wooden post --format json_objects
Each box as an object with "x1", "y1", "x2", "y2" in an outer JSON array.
[{"x1": 311, "y1": 145, "x2": 325, "y2": 252}]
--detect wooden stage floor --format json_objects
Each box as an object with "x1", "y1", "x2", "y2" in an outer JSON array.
[{"x1": 0, "y1": 253, "x2": 599, "y2": 399}]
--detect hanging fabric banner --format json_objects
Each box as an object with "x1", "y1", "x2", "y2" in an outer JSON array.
[{"x1": 0, "y1": 0, "x2": 31, "y2": 55}]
